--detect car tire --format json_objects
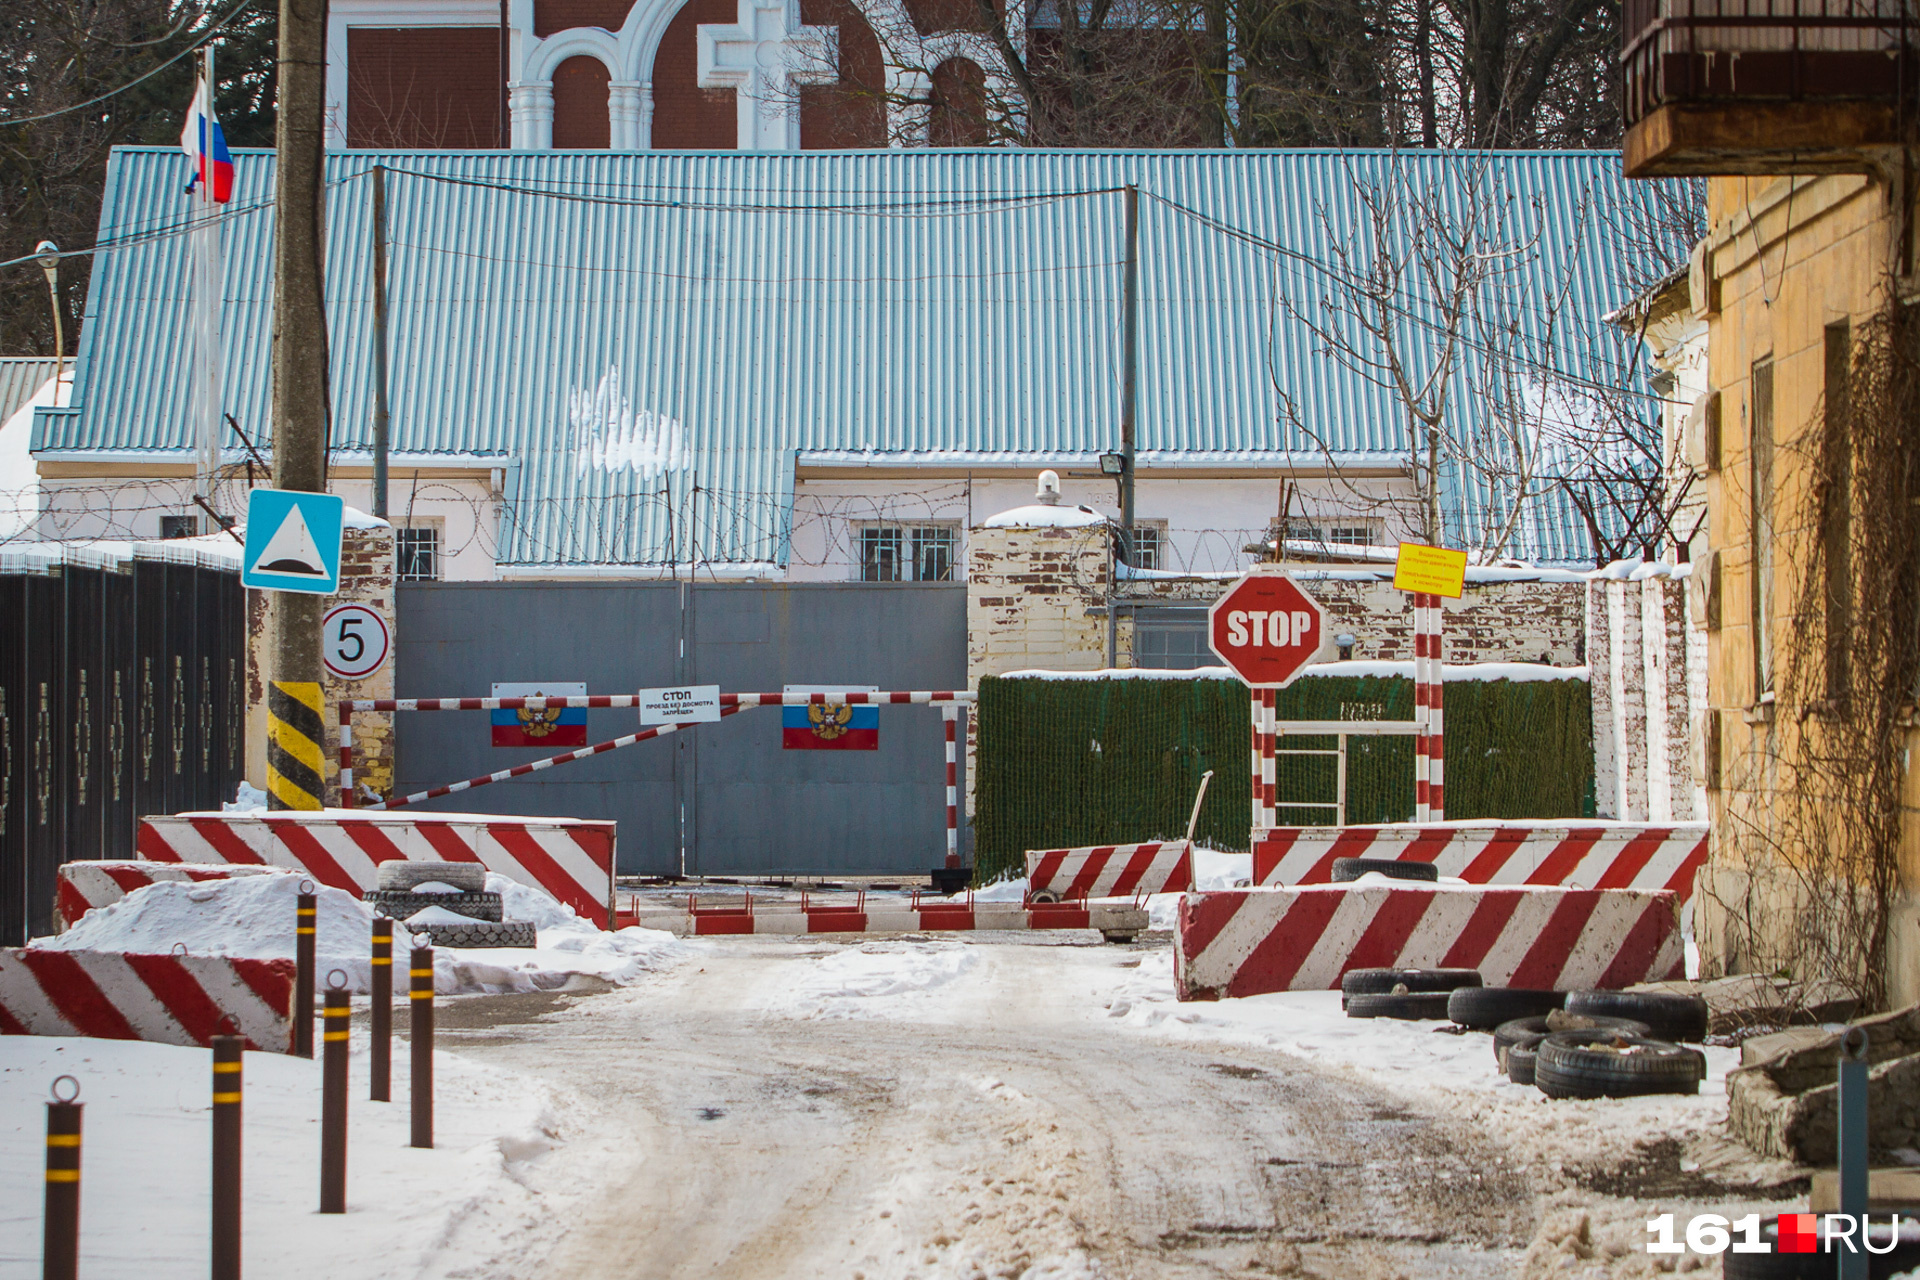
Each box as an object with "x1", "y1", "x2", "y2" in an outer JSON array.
[
  {"x1": 1506, "y1": 1040, "x2": 1540, "y2": 1086},
  {"x1": 1533, "y1": 1031, "x2": 1706, "y2": 1099},
  {"x1": 413, "y1": 919, "x2": 538, "y2": 949},
  {"x1": 1331, "y1": 857, "x2": 1440, "y2": 884},
  {"x1": 1447, "y1": 986, "x2": 1567, "y2": 1030},
  {"x1": 1345, "y1": 991, "x2": 1453, "y2": 1020},
  {"x1": 1493, "y1": 1016, "x2": 1552, "y2": 1068},
  {"x1": 375, "y1": 861, "x2": 488, "y2": 893},
  {"x1": 364, "y1": 889, "x2": 504, "y2": 923},
  {"x1": 1341, "y1": 968, "x2": 1482, "y2": 1000},
  {"x1": 1564, "y1": 990, "x2": 1711, "y2": 1042},
  {"x1": 1719, "y1": 1219, "x2": 1920, "y2": 1278}
]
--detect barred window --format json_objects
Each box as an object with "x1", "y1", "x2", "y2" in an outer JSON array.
[
  {"x1": 396, "y1": 527, "x2": 441, "y2": 581},
  {"x1": 860, "y1": 525, "x2": 956, "y2": 581},
  {"x1": 1120, "y1": 524, "x2": 1165, "y2": 570},
  {"x1": 159, "y1": 515, "x2": 199, "y2": 540}
]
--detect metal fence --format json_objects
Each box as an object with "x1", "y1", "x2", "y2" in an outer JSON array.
[{"x1": 1, "y1": 544, "x2": 246, "y2": 943}]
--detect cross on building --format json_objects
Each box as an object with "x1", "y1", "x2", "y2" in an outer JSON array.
[{"x1": 698, "y1": 0, "x2": 839, "y2": 150}]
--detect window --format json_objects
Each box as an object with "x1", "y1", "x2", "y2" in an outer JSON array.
[
  {"x1": 396, "y1": 526, "x2": 441, "y2": 581},
  {"x1": 1824, "y1": 323, "x2": 1852, "y2": 704},
  {"x1": 1131, "y1": 609, "x2": 1211, "y2": 669},
  {"x1": 1327, "y1": 525, "x2": 1377, "y2": 546},
  {"x1": 860, "y1": 525, "x2": 956, "y2": 582},
  {"x1": 1117, "y1": 523, "x2": 1166, "y2": 570},
  {"x1": 1277, "y1": 519, "x2": 1380, "y2": 550},
  {"x1": 1751, "y1": 358, "x2": 1776, "y2": 699},
  {"x1": 159, "y1": 515, "x2": 198, "y2": 540}
]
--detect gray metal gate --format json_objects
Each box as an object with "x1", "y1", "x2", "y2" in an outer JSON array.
[{"x1": 393, "y1": 581, "x2": 966, "y2": 877}]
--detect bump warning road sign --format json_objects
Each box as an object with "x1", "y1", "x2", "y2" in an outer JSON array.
[{"x1": 241, "y1": 489, "x2": 344, "y2": 594}]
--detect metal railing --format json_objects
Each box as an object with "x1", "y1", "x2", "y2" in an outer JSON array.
[{"x1": 1624, "y1": 0, "x2": 1917, "y2": 125}]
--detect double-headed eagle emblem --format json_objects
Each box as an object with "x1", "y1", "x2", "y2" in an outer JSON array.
[
  {"x1": 516, "y1": 705, "x2": 564, "y2": 738},
  {"x1": 808, "y1": 702, "x2": 852, "y2": 740}
]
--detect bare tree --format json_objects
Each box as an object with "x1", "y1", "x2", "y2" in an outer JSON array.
[{"x1": 1, "y1": 0, "x2": 275, "y2": 358}]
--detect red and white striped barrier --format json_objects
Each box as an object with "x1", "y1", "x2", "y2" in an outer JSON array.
[
  {"x1": 1252, "y1": 822, "x2": 1709, "y2": 901},
  {"x1": 1024, "y1": 840, "x2": 1193, "y2": 899},
  {"x1": 1413, "y1": 592, "x2": 1445, "y2": 821},
  {"x1": 339, "y1": 690, "x2": 975, "y2": 811},
  {"x1": 0, "y1": 949, "x2": 295, "y2": 1052},
  {"x1": 136, "y1": 812, "x2": 617, "y2": 928},
  {"x1": 1174, "y1": 884, "x2": 1683, "y2": 1000},
  {"x1": 627, "y1": 892, "x2": 1147, "y2": 938},
  {"x1": 56, "y1": 861, "x2": 286, "y2": 931}
]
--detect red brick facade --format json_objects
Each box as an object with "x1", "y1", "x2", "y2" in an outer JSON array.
[
  {"x1": 346, "y1": 27, "x2": 503, "y2": 148},
  {"x1": 553, "y1": 54, "x2": 615, "y2": 147},
  {"x1": 799, "y1": 0, "x2": 886, "y2": 148},
  {"x1": 650, "y1": 0, "x2": 741, "y2": 149},
  {"x1": 533, "y1": 0, "x2": 635, "y2": 36}
]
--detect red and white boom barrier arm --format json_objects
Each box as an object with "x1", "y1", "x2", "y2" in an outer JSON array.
[{"x1": 340, "y1": 690, "x2": 975, "y2": 812}]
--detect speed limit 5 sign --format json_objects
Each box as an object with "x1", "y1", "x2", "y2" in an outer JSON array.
[{"x1": 322, "y1": 603, "x2": 391, "y2": 680}]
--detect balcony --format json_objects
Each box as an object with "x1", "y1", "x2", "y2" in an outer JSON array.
[{"x1": 1623, "y1": 0, "x2": 1916, "y2": 176}]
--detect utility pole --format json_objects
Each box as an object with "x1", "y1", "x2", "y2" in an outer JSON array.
[
  {"x1": 371, "y1": 164, "x2": 390, "y2": 520},
  {"x1": 270, "y1": 0, "x2": 332, "y2": 723},
  {"x1": 1120, "y1": 184, "x2": 1138, "y2": 565}
]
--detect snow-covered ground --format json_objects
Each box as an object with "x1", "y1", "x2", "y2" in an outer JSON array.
[
  {"x1": 0, "y1": 1035, "x2": 568, "y2": 1279},
  {"x1": 36, "y1": 870, "x2": 692, "y2": 995}
]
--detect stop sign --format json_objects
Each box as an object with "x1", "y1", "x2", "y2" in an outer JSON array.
[{"x1": 1207, "y1": 572, "x2": 1328, "y2": 687}]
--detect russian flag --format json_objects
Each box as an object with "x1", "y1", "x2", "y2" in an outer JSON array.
[
  {"x1": 782, "y1": 701, "x2": 879, "y2": 750},
  {"x1": 180, "y1": 78, "x2": 233, "y2": 203}
]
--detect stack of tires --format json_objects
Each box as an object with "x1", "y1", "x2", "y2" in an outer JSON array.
[
  {"x1": 1339, "y1": 966, "x2": 1713, "y2": 1100},
  {"x1": 1484, "y1": 991, "x2": 1709, "y2": 1097},
  {"x1": 365, "y1": 862, "x2": 538, "y2": 949}
]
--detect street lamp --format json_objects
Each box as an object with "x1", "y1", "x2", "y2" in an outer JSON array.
[{"x1": 34, "y1": 241, "x2": 63, "y2": 393}]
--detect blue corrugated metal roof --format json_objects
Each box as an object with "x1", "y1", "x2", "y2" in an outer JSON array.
[
  {"x1": 0, "y1": 358, "x2": 57, "y2": 424},
  {"x1": 39, "y1": 147, "x2": 1676, "y2": 567}
]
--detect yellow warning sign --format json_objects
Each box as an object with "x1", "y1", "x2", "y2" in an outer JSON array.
[{"x1": 1393, "y1": 542, "x2": 1468, "y2": 598}]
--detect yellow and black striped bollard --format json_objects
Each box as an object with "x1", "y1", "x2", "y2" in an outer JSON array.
[
  {"x1": 266, "y1": 681, "x2": 326, "y2": 811},
  {"x1": 320, "y1": 975, "x2": 350, "y2": 1214},
  {"x1": 370, "y1": 918, "x2": 392, "y2": 1102},
  {"x1": 410, "y1": 947, "x2": 433, "y2": 1149},
  {"x1": 294, "y1": 885, "x2": 316, "y2": 1058},
  {"x1": 212, "y1": 1035, "x2": 242, "y2": 1280},
  {"x1": 43, "y1": 1075, "x2": 81, "y2": 1280}
]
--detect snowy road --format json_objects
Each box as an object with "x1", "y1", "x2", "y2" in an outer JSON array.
[{"x1": 434, "y1": 934, "x2": 1536, "y2": 1279}]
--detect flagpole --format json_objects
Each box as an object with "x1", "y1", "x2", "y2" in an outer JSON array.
[{"x1": 193, "y1": 46, "x2": 224, "y2": 523}]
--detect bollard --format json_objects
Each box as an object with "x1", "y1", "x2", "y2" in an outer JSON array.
[
  {"x1": 294, "y1": 883, "x2": 316, "y2": 1058},
  {"x1": 410, "y1": 947, "x2": 434, "y2": 1149},
  {"x1": 1839, "y1": 1026, "x2": 1870, "y2": 1280},
  {"x1": 370, "y1": 918, "x2": 392, "y2": 1102},
  {"x1": 320, "y1": 975, "x2": 350, "y2": 1214},
  {"x1": 43, "y1": 1076, "x2": 81, "y2": 1280},
  {"x1": 212, "y1": 1035, "x2": 243, "y2": 1280}
]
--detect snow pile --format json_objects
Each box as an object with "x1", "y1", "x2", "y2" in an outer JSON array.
[
  {"x1": 221, "y1": 780, "x2": 268, "y2": 813},
  {"x1": 34, "y1": 870, "x2": 691, "y2": 996},
  {"x1": 34, "y1": 871, "x2": 409, "y2": 993},
  {"x1": 0, "y1": 1035, "x2": 572, "y2": 1277},
  {"x1": 971, "y1": 875, "x2": 1030, "y2": 902},
  {"x1": 1146, "y1": 848, "x2": 1253, "y2": 928},
  {"x1": 980, "y1": 503, "x2": 1107, "y2": 529},
  {"x1": 1096, "y1": 950, "x2": 1740, "y2": 1173},
  {"x1": 571, "y1": 366, "x2": 689, "y2": 476},
  {"x1": 769, "y1": 939, "x2": 979, "y2": 1019},
  {"x1": 409, "y1": 880, "x2": 463, "y2": 895}
]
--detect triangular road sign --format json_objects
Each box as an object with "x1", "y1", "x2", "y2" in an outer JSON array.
[{"x1": 249, "y1": 503, "x2": 327, "y2": 576}]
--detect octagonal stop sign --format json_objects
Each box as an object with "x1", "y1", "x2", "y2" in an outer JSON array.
[{"x1": 1207, "y1": 572, "x2": 1328, "y2": 687}]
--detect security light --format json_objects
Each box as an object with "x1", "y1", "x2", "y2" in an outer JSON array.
[{"x1": 1098, "y1": 452, "x2": 1126, "y2": 476}]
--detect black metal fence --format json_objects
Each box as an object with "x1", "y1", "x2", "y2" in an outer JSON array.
[{"x1": 1, "y1": 545, "x2": 246, "y2": 943}]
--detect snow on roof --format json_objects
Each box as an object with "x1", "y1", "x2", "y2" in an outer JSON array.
[{"x1": 980, "y1": 503, "x2": 1108, "y2": 529}]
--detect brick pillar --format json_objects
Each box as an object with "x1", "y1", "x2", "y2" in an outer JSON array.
[
  {"x1": 963, "y1": 520, "x2": 1111, "y2": 816},
  {"x1": 246, "y1": 525, "x2": 397, "y2": 806}
]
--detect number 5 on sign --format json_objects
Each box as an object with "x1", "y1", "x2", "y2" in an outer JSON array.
[{"x1": 321, "y1": 604, "x2": 391, "y2": 680}]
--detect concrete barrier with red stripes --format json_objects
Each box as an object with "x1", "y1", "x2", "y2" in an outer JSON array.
[
  {"x1": 1024, "y1": 840, "x2": 1192, "y2": 899},
  {"x1": 1174, "y1": 883, "x2": 1683, "y2": 1001},
  {"x1": 55, "y1": 861, "x2": 287, "y2": 932},
  {"x1": 1252, "y1": 822, "x2": 1709, "y2": 901},
  {"x1": 0, "y1": 949, "x2": 295, "y2": 1051},
  {"x1": 136, "y1": 812, "x2": 616, "y2": 928},
  {"x1": 628, "y1": 893, "x2": 1148, "y2": 938}
]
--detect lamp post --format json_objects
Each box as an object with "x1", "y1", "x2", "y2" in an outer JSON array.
[{"x1": 34, "y1": 240, "x2": 63, "y2": 392}]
